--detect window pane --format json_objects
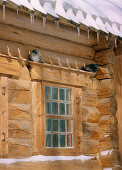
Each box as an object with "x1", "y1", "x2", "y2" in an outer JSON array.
[
  {"x1": 67, "y1": 134, "x2": 72, "y2": 147},
  {"x1": 52, "y1": 102, "x2": 58, "y2": 115},
  {"x1": 60, "y1": 135, "x2": 65, "y2": 147},
  {"x1": 59, "y1": 103, "x2": 65, "y2": 115},
  {"x1": 46, "y1": 101, "x2": 51, "y2": 114},
  {"x1": 53, "y1": 134, "x2": 58, "y2": 147},
  {"x1": 59, "y1": 88, "x2": 65, "y2": 101},
  {"x1": 66, "y1": 104, "x2": 72, "y2": 115},
  {"x1": 53, "y1": 119, "x2": 58, "y2": 132},
  {"x1": 67, "y1": 120, "x2": 73, "y2": 132},
  {"x1": 52, "y1": 87, "x2": 58, "y2": 100},
  {"x1": 60, "y1": 120, "x2": 65, "y2": 132},
  {"x1": 46, "y1": 134, "x2": 51, "y2": 147},
  {"x1": 66, "y1": 89, "x2": 72, "y2": 101},
  {"x1": 46, "y1": 119, "x2": 51, "y2": 131},
  {"x1": 45, "y1": 86, "x2": 51, "y2": 100}
]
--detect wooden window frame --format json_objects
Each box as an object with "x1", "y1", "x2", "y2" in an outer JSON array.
[{"x1": 33, "y1": 81, "x2": 82, "y2": 156}]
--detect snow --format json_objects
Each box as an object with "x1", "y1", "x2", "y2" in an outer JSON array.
[
  {"x1": 96, "y1": 17, "x2": 108, "y2": 33},
  {"x1": 30, "y1": 0, "x2": 47, "y2": 14},
  {"x1": 8, "y1": 0, "x2": 21, "y2": 6},
  {"x1": 103, "y1": 168, "x2": 112, "y2": 170},
  {"x1": 55, "y1": 0, "x2": 69, "y2": 20},
  {"x1": 0, "y1": 155, "x2": 95, "y2": 164},
  {"x1": 76, "y1": 10, "x2": 89, "y2": 27},
  {"x1": 100, "y1": 150, "x2": 112, "y2": 156},
  {"x1": 66, "y1": 9, "x2": 79, "y2": 24},
  {"x1": 43, "y1": 2, "x2": 58, "y2": 18},
  {"x1": 86, "y1": 12, "x2": 99, "y2": 30},
  {"x1": 21, "y1": 0, "x2": 33, "y2": 11},
  {"x1": 105, "y1": 22, "x2": 116, "y2": 35}
]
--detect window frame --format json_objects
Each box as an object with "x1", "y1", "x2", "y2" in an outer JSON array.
[{"x1": 40, "y1": 81, "x2": 82, "y2": 156}]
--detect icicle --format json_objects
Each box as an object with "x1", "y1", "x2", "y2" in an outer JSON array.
[
  {"x1": 43, "y1": 16, "x2": 46, "y2": 27},
  {"x1": 105, "y1": 35, "x2": 109, "y2": 41},
  {"x1": 30, "y1": 13, "x2": 33, "y2": 24},
  {"x1": 17, "y1": 8, "x2": 19, "y2": 15},
  {"x1": 97, "y1": 31, "x2": 99, "y2": 42},
  {"x1": 55, "y1": 20, "x2": 59, "y2": 28},
  {"x1": 32, "y1": 14, "x2": 34, "y2": 24},
  {"x1": 77, "y1": 27, "x2": 80, "y2": 36},
  {"x1": 115, "y1": 37, "x2": 117, "y2": 48},
  {"x1": 88, "y1": 27, "x2": 90, "y2": 39},
  {"x1": 3, "y1": 4, "x2": 6, "y2": 21}
]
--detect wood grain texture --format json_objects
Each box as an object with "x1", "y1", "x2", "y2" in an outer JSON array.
[
  {"x1": 0, "y1": 6, "x2": 97, "y2": 47},
  {"x1": 0, "y1": 23, "x2": 95, "y2": 59},
  {"x1": 0, "y1": 77, "x2": 8, "y2": 155},
  {"x1": 0, "y1": 56, "x2": 22, "y2": 77}
]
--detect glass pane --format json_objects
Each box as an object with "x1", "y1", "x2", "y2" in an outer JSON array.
[
  {"x1": 46, "y1": 119, "x2": 51, "y2": 131},
  {"x1": 59, "y1": 88, "x2": 65, "y2": 101},
  {"x1": 46, "y1": 101, "x2": 51, "y2": 114},
  {"x1": 60, "y1": 135, "x2": 65, "y2": 147},
  {"x1": 53, "y1": 134, "x2": 58, "y2": 147},
  {"x1": 66, "y1": 104, "x2": 72, "y2": 115},
  {"x1": 53, "y1": 119, "x2": 58, "y2": 132},
  {"x1": 66, "y1": 89, "x2": 72, "y2": 102},
  {"x1": 46, "y1": 134, "x2": 51, "y2": 147},
  {"x1": 67, "y1": 134, "x2": 72, "y2": 147},
  {"x1": 67, "y1": 120, "x2": 73, "y2": 132},
  {"x1": 52, "y1": 102, "x2": 58, "y2": 115},
  {"x1": 52, "y1": 87, "x2": 58, "y2": 100},
  {"x1": 45, "y1": 86, "x2": 51, "y2": 100},
  {"x1": 59, "y1": 103, "x2": 65, "y2": 115},
  {"x1": 60, "y1": 120, "x2": 65, "y2": 132}
]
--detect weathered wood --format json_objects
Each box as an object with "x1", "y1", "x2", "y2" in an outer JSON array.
[
  {"x1": 30, "y1": 65, "x2": 92, "y2": 88},
  {"x1": 8, "y1": 79, "x2": 31, "y2": 90},
  {"x1": 8, "y1": 138, "x2": 32, "y2": 147},
  {"x1": 9, "y1": 129, "x2": 32, "y2": 139},
  {"x1": 0, "y1": 77, "x2": 8, "y2": 156},
  {"x1": 8, "y1": 90, "x2": 31, "y2": 104},
  {"x1": 0, "y1": 6, "x2": 97, "y2": 47},
  {"x1": 8, "y1": 120, "x2": 32, "y2": 133},
  {"x1": 0, "y1": 23, "x2": 95, "y2": 59},
  {"x1": 0, "y1": 56, "x2": 22, "y2": 77},
  {"x1": 99, "y1": 149, "x2": 121, "y2": 167},
  {"x1": 32, "y1": 82, "x2": 42, "y2": 153},
  {"x1": 8, "y1": 144, "x2": 32, "y2": 156}
]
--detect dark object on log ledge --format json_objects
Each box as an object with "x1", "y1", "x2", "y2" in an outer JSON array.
[
  {"x1": 81, "y1": 64, "x2": 99, "y2": 73},
  {"x1": 29, "y1": 49, "x2": 43, "y2": 63}
]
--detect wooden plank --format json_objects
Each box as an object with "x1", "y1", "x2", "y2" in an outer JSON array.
[
  {"x1": 8, "y1": 79, "x2": 31, "y2": 90},
  {"x1": 30, "y1": 65, "x2": 92, "y2": 88},
  {"x1": 0, "y1": 78, "x2": 1, "y2": 154},
  {"x1": 0, "y1": 6, "x2": 97, "y2": 47},
  {"x1": 32, "y1": 82, "x2": 42, "y2": 153},
  {"x1": 0, "y1": 56, "x2": 21, "y2": 77},
  {"x1": 0, "y1": 39, "x2": 95, "y2": 68},
  {"x1": 0, "y1": 23, "x2": 95, "y2": 59},
  {"x1": 8, "y1": 90, "x2": 31, "y2": 104},
  {"x1": 0, "y1": 77, "x2": 8, "y2": 156}
]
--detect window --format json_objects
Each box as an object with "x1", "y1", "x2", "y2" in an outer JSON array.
[
  {"x1": 33, "y1": 81, "x2": 82, "y2": 156},
  {"x1": 45, "y1": 86, "x2": 73, "y2": 148}
]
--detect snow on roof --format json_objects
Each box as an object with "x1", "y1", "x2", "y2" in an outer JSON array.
[
  {"x1": 30, "y1": 0, "x2": 47, "y2": 15},
  {"x1": 2, "y1": 0, "x2": 122, "y2": 38},
  {"x1": 43, "y1": 2, "x2": 59, "y2": 18}
]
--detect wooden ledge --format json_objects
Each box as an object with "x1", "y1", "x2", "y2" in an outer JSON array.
[{"x1": 0, "y1": 53, "x2": 94, "y2": 87}]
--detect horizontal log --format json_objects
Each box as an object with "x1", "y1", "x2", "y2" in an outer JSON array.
[
  {"x1": 8, "y1": 138, "x2": 32, "y2": 147},
  {"x1": 30, "y1": 65, "x2": 93, "y2": 87},
  {"x1": 99, "y1": 149, "x2": 121, "y2": 167},
  {"x1": 0, "y1": 23, "x2": 95, "y2": 59},
  {"x1": 9, "y1": 144, "x2": 32, "y2": 156},
  {"x1": 8, "y1": 79, "x2": 31, "y2": 90},
  {"x1": 0, "y1": 56, "x2": 21, "y2": 77},
  {"x1": 8, "y1": 129, "x2": 32, "y2": 139},
  {"x1": 0, "y1": 39, "x2": 94, "y2": 69},
  {"x1": 8, "y1": 120, "x2": 32, "y2": 133},
  {"x1": 0, "y1": 6, "x2": 97, "y2": 47},
  {"x1": 8, "y1": 90, "x2": 31, "y2": 104}
]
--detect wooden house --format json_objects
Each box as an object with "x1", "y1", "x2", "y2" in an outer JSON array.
[{"x1": 0, "y1": 0, "x2": 122, "y2": 169}]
